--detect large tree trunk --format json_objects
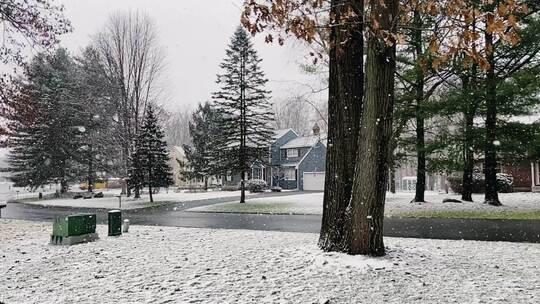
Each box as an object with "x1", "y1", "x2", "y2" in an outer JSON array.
[
  {"x1": 240, "y1": 171, "x2": 246, "y2": 204},
  {"x1": 239, "y1": 48, "x2": 247, "y2": 205},
  {"x1": 389, "y1": 167, "x2": 396, "y2": 194},
  {"x1": 461, "y1": 75, "x2": 474, "y2": 202},
  {"x1": 60, "y1": 179, "x2": 69, "y2": 194},
  {"x1": 462, "y1": 111, "x2": 475, "y2": 202},
  {"x1": 413, "y1": 10, "x2": 426, "y2": 203},
  {"x1": 148, "y1": 171, "x2": 154, "y2": 203},
  {"x1": 344, "y1": 0, "x2": 397, "y2": 256},
  {"x1": 125, "y1": 146, "x2": 132, "y2": 197},
  {"x1": 484, "y1": 27, "x2": 501, "y2": 206},
  {"x1": 414, "y1": 99, "x2": 426, "y2": 202},
  {"x1": 318, "y1": 0, "x2": 364, "y2": 252}
]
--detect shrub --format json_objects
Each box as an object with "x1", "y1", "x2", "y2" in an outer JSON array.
[
  {"x1": 221, "y1": 184, "x2": 240, "y2": 191},
  {"x1": 448, "y1": 172, "x2": 513, "y2": 194},
  {"x1": 245, "y1": 179, "x2": 267, "y2": 193},
  {"x1": 496, "y1": 173, "x2": 514, "y2": 193}
]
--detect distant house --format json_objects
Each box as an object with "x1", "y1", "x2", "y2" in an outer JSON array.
[
  {"x1": 0, "y1": 147, "x2": 12, "y2": 194},
  {"x1": 169, "y1": 145, "x2": 220, "y2": 189},
  {"x1": 394, "y1": 158, "x2": 540, "y2": 193},
  {"x1": 0, "y1": 148, "x2": 11, "y2": 183},
  {"x1": 495, "y1": 161, "x2": 540, "y2": 192},
  {"x1": 225, "y1": 124, "x2": 327, "y2": 191}
]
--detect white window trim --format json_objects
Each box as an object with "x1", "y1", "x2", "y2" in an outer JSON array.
[{"x1": 286, "y1": 148, "x2": 298, "y2": 158}]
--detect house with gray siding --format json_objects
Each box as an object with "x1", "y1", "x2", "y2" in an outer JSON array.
[
  {"x1": 223, "y1": 125, "x2": 326, "y2": 190},
  {"x1": 223, "y1": 124, "x2": 326, "y2": 191}
]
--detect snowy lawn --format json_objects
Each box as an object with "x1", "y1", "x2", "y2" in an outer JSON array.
[
  {"x1": 1, "y1": 219, "x2": 538, "y2": 303},
  {"x1": 187, "y1": 191, "x2": 540, "y2": 219},
  {"x1": 7, "y1": 188, "x2": 257, "y2": 210}
]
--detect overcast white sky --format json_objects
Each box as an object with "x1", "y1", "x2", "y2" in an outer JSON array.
[{"x1": 55, "y1": 0, "x2": 324, "y2": 112}]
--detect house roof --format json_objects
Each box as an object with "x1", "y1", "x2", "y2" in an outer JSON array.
[
  {"x1": 281, "y1": 162, "x2": 300, "y2": 167},
  {"x1": 274, "y1": 128, "x2": 297, "y2": 141},
  {"x1": 280, "y1": 135, "x2": 321, "y2": 149},
  {"x1": 506, "y1": 114, "x2": 540, "y2": 124}
]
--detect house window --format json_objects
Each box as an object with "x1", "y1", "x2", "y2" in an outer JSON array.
[
  {"x1": 284, "y1": 168, "x2": 296, "y2": 180},
  {"x1": 286, "y1": 149, "x2": 298, "y2": 158},
  {"x1": 252, "y1": 167, "x2": 262, "y2": 180},
  {"x1": 226, "y1": 172, "x2": 232, "y2": 182}
]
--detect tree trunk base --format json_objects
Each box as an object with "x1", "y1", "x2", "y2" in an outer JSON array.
[
  {"x1": 485, "y1": 199, "x2": 502, "y2": 206},
  {"x1": 461, "y1": 195, "x2": 473, "y2": 202}
]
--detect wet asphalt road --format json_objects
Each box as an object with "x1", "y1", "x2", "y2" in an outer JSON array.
[{"x1": 1, "y1": 193, "x2": 539, "y2": 243}]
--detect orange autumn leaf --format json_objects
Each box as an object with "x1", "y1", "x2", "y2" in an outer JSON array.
[{"x1": 428, "y1": 37, "x2": 439, "y2": 53}]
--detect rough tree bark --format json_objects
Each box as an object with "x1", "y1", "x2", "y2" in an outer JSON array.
[
  {"x1": 389, "y1": 168, "x2": 396, "y2": 193},
  {"x1": 461, "y1": 74, "x2": 475, "y2": 202},
  {"x1": 484, "y1": 23, "x2": 502, "y2": 206},
  {"x1": 239, "y1": 48, "x2": 247, "y2": 204},
  {"x1": 413, "y1": 10, "x2": 426, "y2": 203},
  {"x1": 344, "y1": 0, "x2": 398, "y2": 256},
  {"x1": 318, "y1": 0, "x2": 364, "y2": 252},
  {"x1": 148, "y1": 167, "x2": 154, "y2": 203},
  {"x1": 60, "y1": 179, "x2": 69, "y2": 194}
]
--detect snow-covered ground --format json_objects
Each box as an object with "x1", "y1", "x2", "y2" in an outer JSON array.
[
  {"x1": 0, "y1": 182, "x2": 57, "y2": 201},
  {"x1": 4, "y1": 188, "x2": 258, "y2": 210},
  {"x1": 1, "y1": 219, "x2": 538, "y2": 303},
  {"x1": 188, "y1": 191, "x2": 540, "y2": 216}
]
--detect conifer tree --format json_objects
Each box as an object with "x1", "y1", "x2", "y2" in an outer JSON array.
[
  {"x1": 129, "y1": 105, "x2": 173, "y2": 202},
  {"x1": 183, "y1": 102, "x2": 220, "y2": 190},
  {"x1": 8, "y1": 49, "x2": 86, "y2": 193},
  {"x1": 212, "y1": 27, "x2": 274, "y2": 204}
]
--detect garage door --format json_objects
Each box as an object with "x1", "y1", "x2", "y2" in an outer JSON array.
[{"x1": 303, "y1": 172, "x2": 325, "y2": 191}]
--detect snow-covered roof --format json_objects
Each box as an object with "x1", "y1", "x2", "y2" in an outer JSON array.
[
  {"x1": 281, "y1": 135, "x2": 321, "y2": 149},
  {"x1": 274, "y1": 128, "x2": 297, "y2": 141},
  {"x1": 506, "y1": 114, "x2": 540, "y2": 124}
]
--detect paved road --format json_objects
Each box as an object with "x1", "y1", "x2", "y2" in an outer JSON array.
[
  {"x1": 0, "y1": 191, "x2": 309, "y2": 222},
  {"x1": 2, "y1": 193, "x2": 539, "y2": 243}
]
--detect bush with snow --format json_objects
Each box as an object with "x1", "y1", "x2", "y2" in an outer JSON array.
[
  {"x1": 245, "y1": 179, "x2": 267, "y2": 193},
  {"x1": 448, "y1": 169, "x2": 513, "y2": 194}
]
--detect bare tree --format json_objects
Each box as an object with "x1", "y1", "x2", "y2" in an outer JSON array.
[
  {"x1": 92, "y1": 11, "x2": 165, "y2": 195},
  {"x1": 163, "y1": 109, "x2": 192, "y2": 148},
  {"x1": 274, "y1": 96, "x2": 313, "y2": 135}
]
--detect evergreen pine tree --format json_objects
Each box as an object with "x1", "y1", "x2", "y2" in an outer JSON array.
[
  {"x1": 183, "y1": 102, "x2": 220, "y2": 190},
  {"x1": 8, "y1": 49, "x2": 87, "y2": 193},
  {"x1": 129, "y1": 105, "x2": 173, "y2": 202},
  {"x1": 212, "y1": 27, "x2": 274, "y2": 204}
]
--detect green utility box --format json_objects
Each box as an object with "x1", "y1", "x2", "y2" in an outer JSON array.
[
  {"x1": 108, "y1": 210, "x2": 122, "y2": 236},
  {"x1": 51, "y1": 213, "x2": 98, "y2": 245}
]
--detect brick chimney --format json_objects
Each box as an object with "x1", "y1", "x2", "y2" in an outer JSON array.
[{"x1": 312, "y1": 123, "x2": 320, "y2": 136}]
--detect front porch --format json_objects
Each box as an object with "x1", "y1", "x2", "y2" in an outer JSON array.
[{"x1": 531, "y1": 162, "x2": 540, "y2": 192}]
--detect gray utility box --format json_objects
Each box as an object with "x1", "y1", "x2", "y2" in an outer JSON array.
[
  {"x1": 108, "y1": 210, "x2": 122, "y2": 236},
  {"x1": 51, "y1": 213, "x2": 99, "y2": 245}
]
